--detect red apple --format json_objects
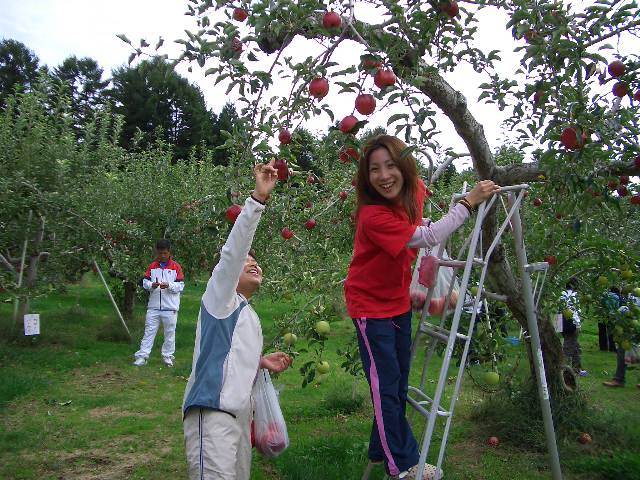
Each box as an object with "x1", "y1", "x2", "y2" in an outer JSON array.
[
  {"x1": 304, "y1": 218, "x2": 317, "y2": 230},
  {"x1": 617, "y1": 185, "x2": 628, "y2": 197},
  {"x1": 425, "y1": 187, "x2": 432, "y2": 198},
  {"x1": 309, "y1": 77, "x2": 329, "y2": 99},
  {"x1": 578, "y1": 432, "x2": 592, "y2": 445},
  {"x1": 620, "y1": 175, "x2": 629, "y2": 185},
  {"x1": 274, "y1": 159, "x2": 289, "y2": 181},
  {"x1": 339, "y1": 115, "x2": 358, "y2": 134},
  {"x1": 631, "y1": 194, "x2": 640, "y2": 205},
  {"x1": 544, "y1": 255, "x2": 558, "y2": 265},
  {"x1": 361, "y1": 56, "x2": 382, "y2": 70},
  {"x1": 608, "y1": 180, "x2": 618, "y2": 191},
  {"x1": 305, "y1": 201, "x2": 313, "y2": 208},
  {"x1": 608, "y1": 60, "x2": 625, "y2": 78},
  {"x1": 281, "y1": 228, "x2": 294, "y2": 240},
  {"x1": 231, "y1": 37, "x2": 243, "y2": 53},
  {"x1": 278, "y1": 128, "x2": 292, "y2": 145},
  {"x1": 339, "y1": 147, "x2": 360, "y2": 163},
  {"x1": 355, "y1": 93, "x2": 376, "y2": 115},
  {"x1": 306, "y1": 175, "x2": 316, "y2": 185},
  {"x1": 634, "y1": 90, "x2": 640, "y2": 102},
  {"x1": 487, "y1": 436, "x2": 499, "y2": 447},
  {"x1": 441, "y1": 1, "x2": 459, "y2": 18},
  {"x1": 560, "y1": 127, "x2": 580, "y2": 150},
  {"x1": 351, "y1": 177, "x2": 357, "y2": 187},
  {"x1": 411, "y1": 291, "x2": 427, "y2": 310},
  {"x1": 339, "y1": 191, "x2": 348, "y2": 200},
  {"x1": 555, "y1": 213, "x2": 562, "y2": 220},
  {"x1": 232, "y1": 7, "x2": 248, "y2": 22},
  {"x1": 374, "y1": 68, "x2": 396, "y2": 89},
  {"x1": 322, "y1": 11, "x2": 341, "y2": 29},
  {"x1": 612, "y1": 82, "x2": 628, "y2": 98},
  {"x1": 225, "y1": 204, "x2": 242, "y2": 224},
  {"x1": 533, "y1": 198, "x2": 542, "y2": 207}
]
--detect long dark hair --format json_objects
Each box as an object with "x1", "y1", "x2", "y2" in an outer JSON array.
[{"x1": 356, "y1": 134, "x2": 420, "y2": 224}]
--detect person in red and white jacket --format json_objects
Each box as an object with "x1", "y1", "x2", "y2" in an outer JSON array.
[{"x1": 133, "y1": 239, "x2": 184, "y2": 367}]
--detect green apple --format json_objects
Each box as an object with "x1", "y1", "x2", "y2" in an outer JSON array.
[
  {"x1": 283, "y1": 332, "x2": 297, "y2": 346},
  {"x1": 483, "y1": 371, "x2": 500, "y2": 385},
  {"x1": 621, "y1": 340, "x2": 632, "y2": 350},
  {"x1": 632, "y1": 287, "x2": 640, "y2": 297},
  {"x1": 621, "y1": 270, "x2": 633, "y2": 280},
  {"x1": 470, "y1": 286, "x2": 479, "y2": 296},
  {"x1": 317, "y1": 361, "x2": 330, "y2": 374},
  {"x1": 315, "y1": 320, "x2": 331, "y2": 336},
  {"x1": 562, "y1": 308, "x2": 574, "y2": 320},
  {"x1": 597, "y1": 275, "x2": 608, "y2": 287}
]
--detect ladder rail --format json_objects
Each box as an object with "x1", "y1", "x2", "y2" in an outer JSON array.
[{"x1": 414, "y1": 199, "x2": 488, "y2": 478}]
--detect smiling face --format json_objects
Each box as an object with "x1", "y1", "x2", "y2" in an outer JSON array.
[
  {"x1": 368, "y1": 147, "x2": 405, "y2": 203},
  {"x1": 236, "y1": 254, "x2": 263, "y2": 299}
]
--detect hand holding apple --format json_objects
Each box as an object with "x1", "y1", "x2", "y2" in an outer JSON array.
[
  {"x1": 159, "y1": 282, "x2": 169, "y2": 289},
  {"x1": 151, "y1": 281, "x2": 160, "y2": 289},
  {"x1": 253, "y1": 161, "x2": 278, "y2": 203},
  {"x1": 260, "y1": 351, "x2": 292, "y2": 373}
]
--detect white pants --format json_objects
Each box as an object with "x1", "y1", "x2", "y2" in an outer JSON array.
[
  {"x1": 184, "y1": 406, "x2": 252, "y2": 480},
  {"x1": 134, "y1": 309, "x2": 177, "y2": 359}
]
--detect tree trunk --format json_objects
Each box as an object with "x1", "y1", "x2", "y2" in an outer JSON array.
[{"x1": 123, "y1": 281, "x2": 136, "y2": 321}]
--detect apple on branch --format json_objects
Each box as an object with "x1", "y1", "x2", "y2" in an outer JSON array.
[
  {"x1": 322, "y1": 11, "x2": 341, "y2": 29},
  {"x1": 232, "y1": 7, "x2": 248, "y2": 22},
  {"x1": 309, "y1": 77, "x2": 329, "y2": 99},
  {"x1": 355, "y1": 93, "x2": 376, "y2": 115},
  {"x1": 278, "y1": 128, "x2": 292, "y2": 145}
]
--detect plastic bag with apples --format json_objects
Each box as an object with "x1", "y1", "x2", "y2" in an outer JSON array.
[
  {"x1": 410, "y1": 247, "x2": 459, "y2": 316},
  {"x1": 253, "y1": 369, "x2": 289, "y2": 458}
]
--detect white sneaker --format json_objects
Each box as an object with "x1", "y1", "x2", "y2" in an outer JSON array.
[
  {"x1": 162, "y1": 356, "x2": 174, "y2": 367},
  {"x1": 133, "y1": 357, "x2": 147, "y2": 366},
  {"x1": 394, "y1": 463, "x2": 443, "y2": 480}
]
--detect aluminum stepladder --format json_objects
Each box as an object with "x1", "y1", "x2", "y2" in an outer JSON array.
[{"x1": 361, "y1": 185, "x2": 562, "y2": 480}]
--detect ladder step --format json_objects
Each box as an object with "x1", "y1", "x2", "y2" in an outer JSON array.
[
  {"x1": 407, "y1": 387, "x2": 451, "y2": 417},
  {"x1": 438, "y1": 257, "x2": 485, "y2": 268},
  {"x1": 419, "y1": 322, "x2": 469, "y2": 343},
  {"x1": 525, "y1": 262, "x2": 549, "y2": 272}
]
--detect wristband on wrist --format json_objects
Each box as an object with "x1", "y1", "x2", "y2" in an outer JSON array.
[
  {"x1": 458, "y1": 198, "x2": 475, "y2": 214},
  {"x1": 251, "y1": 193, "x2": 268, "y2": 205}
]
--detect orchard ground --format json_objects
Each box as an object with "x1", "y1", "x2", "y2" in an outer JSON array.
[{"x1": 1, "y1": 275, "x2": 639, "y2": 480}]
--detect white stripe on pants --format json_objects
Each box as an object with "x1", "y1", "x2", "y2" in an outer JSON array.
[
  {"x1": 183, "y1": 406, "x2": 252, "y2": 480},
  {"x1": 135, "y1": 309, "x2": 177, "y2": 359}
]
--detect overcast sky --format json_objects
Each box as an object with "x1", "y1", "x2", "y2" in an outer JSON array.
[{"x1": 1, "y1": 0, "x2": 629, "y2": 170}]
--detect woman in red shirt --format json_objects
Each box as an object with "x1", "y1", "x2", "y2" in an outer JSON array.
[{"x1": 345, "y1": 135, "x2": 498, "y2": 480}]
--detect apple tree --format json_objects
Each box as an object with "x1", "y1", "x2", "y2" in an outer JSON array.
[{"x1": 124, "y1": 0, "x2": 640, "y2": 394}]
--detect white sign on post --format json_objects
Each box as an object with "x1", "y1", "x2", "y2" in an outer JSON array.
[
  {"x1": 552, "y1": 313, "x2": 563, "y2": 333},
  {"x1": 24, "y1": 314, "x2": 40, "y2": 336}
]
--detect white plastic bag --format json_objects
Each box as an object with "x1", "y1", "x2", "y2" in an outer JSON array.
[
  {"x1": 410, "y1": 248, "x2": 459, "y2": 315},
  {"x1": 253, "y1": 369, "x2": 289, "y2": 458},
  {"x1": 624, "y1": 344, "x2": 640, "y2": 365}
]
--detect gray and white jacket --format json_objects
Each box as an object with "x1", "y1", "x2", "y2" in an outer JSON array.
[{"x1": 183, "y1": 196, "x2": 264, "y2": 417}]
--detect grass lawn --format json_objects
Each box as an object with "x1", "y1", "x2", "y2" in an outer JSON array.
[{"x1": 1, "y1": 275, "x2": 639, "y2": 479}]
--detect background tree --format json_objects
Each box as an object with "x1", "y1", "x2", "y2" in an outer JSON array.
[
  {"x1": 52, "y1": 55, "x2": 109, "y2": 133},
  {"x1": 110, "y1": 57, "x2": 216, "y2": 160},
  {"x1": 0, "y1": 39, "x2": 44, "y2": 106}
]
